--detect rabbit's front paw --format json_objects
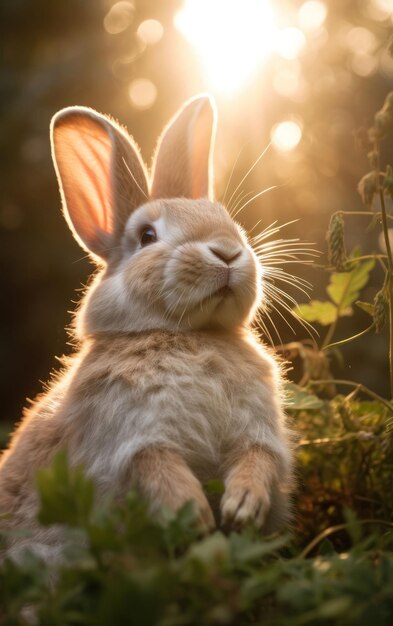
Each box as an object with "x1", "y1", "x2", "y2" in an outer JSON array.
[
  {"x1": 167, "y1": 481, "x2": 216, "y2": 532},
  {"x1": 134, "y1": 447, "x2": 215, "y2": 532},
  {"x1": 221, "y1": 482, "x2": 270, "y2": 530}
]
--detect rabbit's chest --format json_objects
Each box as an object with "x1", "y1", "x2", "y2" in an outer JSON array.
[
  {"x1": 120, "y1": 344, "x2": 264, "y2": 448},
  {"x1": 71, "y1": 336, "x2": 277, "y2": 479}
]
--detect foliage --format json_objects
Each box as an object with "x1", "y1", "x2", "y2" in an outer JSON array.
[
  {"x1": 1, "y1": 384, "x2": 393, "y2": 626},
  {"x1": 295, "y1": 90, "x2": 393, "y2": 389},
  {"x1": 296, "y1": 257, "x2": 375, "y2": 327}
]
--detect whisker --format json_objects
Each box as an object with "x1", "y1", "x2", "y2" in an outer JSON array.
[
  {"x1": 263, "y1": 267, "x2": 312, "y2": 292},
  {"x1": 250, "y1": 219, "x2": 279, "y2": 239},
  {"x1": 265, "y1": 299, "x2": 297, "y2": 335},
  {"x1": 228, "y1": 189, "x2": 255, "y2": 216},
  {"x1": 232, "y1": 185, "x2": 279, "y2": 220},
  {"x1": 122, "y1": 157, "x2": 149, "y2": 200},
  {"x1": 265, "y1": 276, "x2": 312, "y2": 296},
  {"x1": 227, "y1": 189, "x2": 250, "y2": 216},
  {"x1": 250, "y1": 219, "x2": 301, "y2": 244},
  {"x1": 226, "y1": 142, "x2": 272, "y2": 211},
  {"x1": 254, "y1": 237, "x2": 314, "y2": 250},
  {"x1": 221, "y1": 140, "x2": 251, "y2": 207},
  {"x1": 262, "y1": 283, "x2": 316, "y2": 338},
  {"x1": 264, "y1": 281, "x2": 304, "y2": 308},
  {"x1": 260, "y1": 305, "x2": 284, "y2": 346}
]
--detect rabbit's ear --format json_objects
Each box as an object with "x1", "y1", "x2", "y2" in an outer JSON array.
[
  {"x1": 51, "y1": 107, "x2": 149, "y2": 260},
  {"x1": 151, "y1": 94, "x2": 216, "y2": 201}
]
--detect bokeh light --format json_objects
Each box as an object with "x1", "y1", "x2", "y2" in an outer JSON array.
[
  {"x1": 128, "y1": 78, "x2": 157, "y2": 109},
  {"x1": 136, "y1": 19, "x2": 164, "y2": 45},
  {"x1": 174, "y1": 0, "x2": 278, "y2": 93},
  {"x1": 366, "y1": 0, "x2": 393, "y2": 21},
  {"x1": 103, "y1": 1, "x2": 134, "y2": 34},
  {"x1": 298, "y1": 1, "x2": 327, "y2": 32},
  {"x1": 351, "y1": 53, "x2": 378, "y2": 77},
  {"x1": 271, "y1": 121, "x2": 303, "y2": 152},
  {"x1": 345, "y1": 27, "x2": 378, "y2": 54}
]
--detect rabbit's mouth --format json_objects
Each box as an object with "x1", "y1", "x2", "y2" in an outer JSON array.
[
  {"x1": 205, "y1": 285, "x2": 235, "y2": 307},
  {"x1": 196, "y1": 285, "x2": 233, "y2": 309}
]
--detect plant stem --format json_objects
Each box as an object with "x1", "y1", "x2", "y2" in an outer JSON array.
[
  {"x1": 321, "y1": 317, "x2": 338, "y2": 349},
  {"x1": 378, "y1": 188, "x2": 393, "y2": 269},
  {"x1": 380, "y1": 190, "x2": 393, "y2": 400},
  {"x1": 299, "y1": 519, "x2": 393, "y2": 559},
  {"x1": 335, "y1": 210, "x2": 393, "y2": 220},
  {"x1": 346, "y1": 254, "x2": 388, "y2": 263},
  {"x1": 322, "y1": 322, "x2": 375, "y2": 351},
  {"x1": 307, "y1": 379, "x2": 393, "y2": 412},
  {"x1": 321, "y1": 267, "x2": 364, "y2": 349},
  {"x1": 374, "y1": 136, "x2": 393, "y2": 399}
]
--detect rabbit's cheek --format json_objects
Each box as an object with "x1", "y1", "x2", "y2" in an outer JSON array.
[
  {"x1": 162, "y1": 251, "x2": 206, "y2": 300},
  {"x1": 123, "y1": 247, "x2": 166, "y2": 298}
]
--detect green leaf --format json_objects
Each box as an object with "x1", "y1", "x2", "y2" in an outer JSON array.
[
  {"x1": 326, "y1": 260, "x2": 375, "y2": 310},
  {"x1": 356, "y1": 301, "x2": 375, "y2": 316},
  {"x1": 285, "y1": 383, "x2": 324, "y2": 411},
  {"x1": 343, "y1": 507, "x2": 362, "y2": 544},
  {"x1": 187, "y1": 532, "x2": 229, "y2": 567},
  {"x1": 318, "y1": 597, "x2": 353, "y2": 618},
  {"x1": 36, "y1": 450, "x2": 94, "y2": 527},
  {"x1": 230, "y1": 533, "x2": 287, "y2": 565},
  {"x1": 295, "y1": 301, "x2": 343, "y2": 325},
  {"x1": 318, "y1": 538, "x2": 336, "y2": 556}
]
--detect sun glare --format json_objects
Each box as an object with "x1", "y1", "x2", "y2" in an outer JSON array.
[{"x1": 174, "y1": 0, "x2": 278, "y2": 93}]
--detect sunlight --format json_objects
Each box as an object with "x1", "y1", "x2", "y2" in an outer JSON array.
[
  {"x1": 174, "y1": 0, "x2": 278, "y2": 93},
  {"x1": 275, "y1": 27, "x2": 306, "y2": 60}
]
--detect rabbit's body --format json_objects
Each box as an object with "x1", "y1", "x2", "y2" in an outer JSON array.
[
  {"x1": 0, "y1": 328, "x2": 289, "y2": 561},
  {"x1": 0, "y1": 96, "x2": 294, "y2": 562}
]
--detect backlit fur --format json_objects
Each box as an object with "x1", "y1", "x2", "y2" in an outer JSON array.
[{"x1": 0, "y1": 96, "x2": 294, "y2": 564}]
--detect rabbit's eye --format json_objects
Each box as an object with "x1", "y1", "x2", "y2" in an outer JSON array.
[{"x1": 140, "y1": 226, "x2": 157, "y2": 246}]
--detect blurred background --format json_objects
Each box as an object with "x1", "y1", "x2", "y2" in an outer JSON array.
[{"x1": 1, "y1": 0, "x2": 393, "y2": 430}]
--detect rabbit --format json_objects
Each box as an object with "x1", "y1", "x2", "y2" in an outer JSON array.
[{"x1": 0, "y1": 94, "x2": 293, "y2": 565}]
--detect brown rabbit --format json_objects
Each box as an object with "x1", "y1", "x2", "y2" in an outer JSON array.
[{"x1": 0, "y1": 95, "x2": 293, "y2": 564}]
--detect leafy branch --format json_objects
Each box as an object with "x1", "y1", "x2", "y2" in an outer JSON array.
[{"x1": 294, "y1": 90, "x2": 393, "y2": 402}]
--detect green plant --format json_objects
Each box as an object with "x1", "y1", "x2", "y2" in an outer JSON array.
[
  {"x1": 292, "y1": 91, "x2": 393, "y2": 407},
  {"x1": 1, "y1": 440, "x2": 393, "y2": 626}
]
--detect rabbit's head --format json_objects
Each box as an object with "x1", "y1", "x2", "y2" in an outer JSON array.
[{"x1": 51, "y1": 95, "x2": 262, "y2": 336}]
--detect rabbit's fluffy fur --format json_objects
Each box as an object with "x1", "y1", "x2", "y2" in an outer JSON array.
[{"x1": 0, "y1": 95, "x2": 293, "y2": 564}]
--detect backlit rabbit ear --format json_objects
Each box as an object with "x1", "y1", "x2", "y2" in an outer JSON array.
[
  {"x1": 51, "y1": 107, "x2": 149, "y2": 261},
  {"x1": 151, "y1": 94, "x2": 216, "y2": 201}
]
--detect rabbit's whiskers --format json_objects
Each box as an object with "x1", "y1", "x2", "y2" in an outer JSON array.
[
  {"x1": 225, "y1": 142, "x2": 272, "y2": 214},
  {"x1": 249, "y1": 222, "x2": 318, "y2": 343},
  {"x1": 122, "y1": 158, "x2": 149, "y2": 201},
  {"x1": 231, "y1": 186, "x2": 279, "y2": 220},
  {"x1": 221, "y1": 140, "x2": 251, "y2": 207}
]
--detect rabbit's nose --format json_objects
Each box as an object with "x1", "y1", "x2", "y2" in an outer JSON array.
[{"x1": 209, "y1": 245, "x2": 242, "y2": 265}]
